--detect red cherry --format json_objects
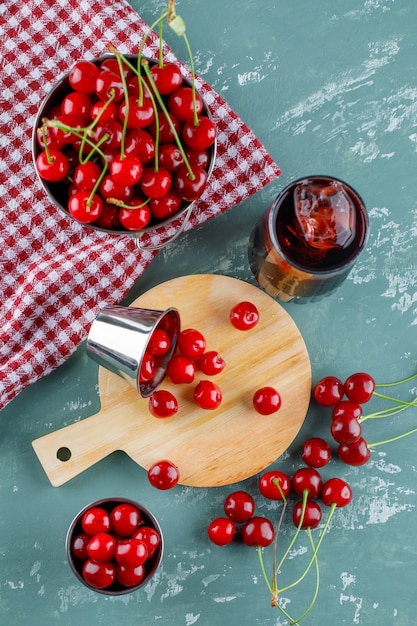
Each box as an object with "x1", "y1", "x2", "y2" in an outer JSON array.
[
  {"x1": 313, "y1": 376, "x2": 345, "y2": 407},
  {"x1": 115, "y1": 563, "x2": 145, "y2": 588},
  {"x1": 118, "y1": 200, "x2": 151, "y2": 231},
  {"x1": 338, "y1": 438, "x2": 371, "y2": 466},
  {"x1": 36, "y1": 125, "x2": 64, "y2": 151},
  {"x1": 73, "y1": 161, "x2": 102, "y2": 191},
  {"x1": 194, "y1": 380, "x2": 222, "y2": 410},
  {"x1": 177, "y1": 328, "x2": 206, "y2": 359},
  {"x1": 139, "y1": 351, "x2": 156, "y2": 383},
  {"x1": 82, "y1": 559, "x2": 115, "y2": 589},
  {"x1": 258, "y1": 470, "x2": 291, "y2": 500},
  {"x1": 90, "y1": 100, "x2": 119, "y2": 123},
  {"x1": 68, "y1": 191, "x2": 103, "y2": 224},
  {"x1": 36, "y1": 149, "x2": 69, "y2": 182},
  {"x1": 124, "y1": 129, "x2": 155, "y2": 163},
  {"x1": 182, "y1": 116, "x2": 216, "y2": 151},
  {"x1": 252, "y1": 387, "x2": 281, "y2": 415},
  {"x1": 149, "y1": 192, "x2": 182, "y2": 220},
  {"x1": 330, "y1": 413, "x2": 362, "y2": 444},
  {"x1": 332, "y1": 400, "x2": 362, "y2": 422},
  {"x1": 94, "y1": 202, "x2": 121, "y2": 230},
  {"x1": 148, "y1": 328, "x2": 171, "y2": 356},
  {"x1": 110, "y1": 154, "x2": 143, "y2": 186},
  {"x1": 110, "y1": 503, "x2": 141, "y2": 537},
  {"x1": 81, "y1": 507, "x2": 110, "y2": 535},
  {"x1": 158, "y1": 143, "x2": 184, "y2": 173},
  {"x1": 69, "y1": 60, "x2": 100, "y2": 94},
  {"x1": 148, "y1": 459, "x2": 180, "y2": 490},
  {"x1": 148, "y1": 390, "x2": 178, "y2": 418},
  {"x1": 344, "y1": 372, "x2": 376, "y2": 404},
  {"x1": 321, "y1": 477, "x2": 353, "y2": 507},
  {"x1": 99, "y1": 175, "x2": 133, "y2": 203},
  {"x1": 174, "y1": 163, "x2": 208, "y2": 202},
  {"x1": 115, "y1": 539, "x2": 148, "y2": 567},
  {"x1": 52, "y1": 114, "x2": 81, "y2": 144},
  {"x1": 140, "y1": 167, "x2": 171, "y2": 199},
  {"x1": 230, "y1": 301, "x2": 260, "y2": 331},
  {"x1": 166, "y1": 355, "x2": 196, "y2": 384},
  {"x1": 242, "y1": 516, "x2": 274, "y2": 548},
  {"x1": 208, "y1": 517, "x2": 236, "y2": 546},
  {"x1": 301, "y1": 437, "x2": 332, "y2": 468},
  {"x1": 95, "y1": 120, "x2": 123, "y2": 150},
  {"x1": 71, "y1": 533, "x2": 90, "y2": 560},
  {"x1": 185, "y1": 148, "x2": 210, "y2": 170},
  {"x1": 168, "y1": 87, "x2": 203, "y2": 122},
  {"x1": 131, "y1": 526, "x2": 161, "y2": 557},
  {"x1": 61, "y1": 91, "x2": 93, "y2": 121},
  {"x1": 148, "y1": 111, "x2": 181, "y2": 144},
  {"x1": 100, "y1": 58, "x2": 133, "y2": 78},
  {"x1": 86, "y1": 532, "x2": 116, "y2": 562},
  {"x1": 292, "y1": 468, "x2": 322, "y2": 500},
  {"x1": 224, "y1": 491, "x2": 255, "y2": 523},
  {"x1": 292, "y1": 500, "x2": 322, "y2": 529},
  {"x1": 197, "y1": 351, "x2": 226, "y2": 376},
  {"x1": 119, "y1": 95, "x2": 155, "y2": 129},
  {"x1": 95, "y1": 70, "x2": 125, "y2": 101},
  {"x1": 150, "y1": 62, "x2": 183, "y2": 95}
]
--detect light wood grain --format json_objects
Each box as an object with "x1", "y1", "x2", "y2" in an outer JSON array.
[{"x1": 32, "y1": 275, "x2": 311, "y2": 487}]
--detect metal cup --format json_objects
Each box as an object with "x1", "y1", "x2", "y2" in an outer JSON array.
[{"x1": 86, "y1": 305, "x2": 180, "y2": 397}]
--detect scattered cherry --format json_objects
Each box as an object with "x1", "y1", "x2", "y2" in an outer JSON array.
[
  {"x1": 338, "y1": 438, "x2": 371, "y2": 466},
  {"x1": 252, "y1": 386, "x2": 281, "y2": 415},
  {"x1": 313, "y1": 375, "x2": 344, "y2": 407},
  {"x1": 344, "y1": 372, "x2": 376, "y2": 404},
  {"x1": 148, "y1": 459, "x2": 180, "y2": 490},
  {"x1": 177, "y1": 328, "x2": 206, "y2": 359},
  {"x1": 166, "y1": 354, "x2": 196, "y2": 384},
  {"x1": 242, "y1": 516, "x2": 275, "y2": 548},
  {"x1": 229, "y1": 301, "x2": 259, "y2": 331},
  {"x1": 224, "y1": 491, "x2": 255, "y2": 523},
  {"x1": 148, "y1": 389, "x2": 178, "y2": 418},
  {"x1": 208, "y1": 517, "x2": 236, "y2": 546},
  {"x1": 194, "y1": 380, "x2": 222, "y2": 410},
  {"x1": 321, "y1": 477, "x2": 353, "y2": 507},
  {"x1": 197, "y1": 351, "x2": 226, "y2": 376},
  {"x1": 292, "y1": 500, "x2": 322, "y2": 530},
  {"x1": 291, "y1": 467, "x2": 322, "y2": 500},
  {"x1": 258, "y1": 470, "x2": 291, "y2": 500},
  {"x1": 301, "y1": 437, "x2": 332, "y2": 468}
]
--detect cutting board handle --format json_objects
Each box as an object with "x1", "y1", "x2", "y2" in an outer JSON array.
[{"x1": 32, "y1": 408, "x2": 117, "y2": 487}]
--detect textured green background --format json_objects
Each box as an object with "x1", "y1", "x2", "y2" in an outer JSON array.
[{"x1": 2, "y1": 1, "x2": 417, "y2": 624}]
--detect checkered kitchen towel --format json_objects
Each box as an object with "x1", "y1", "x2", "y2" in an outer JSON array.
[{"x1": 0, "y1": 0, "x2": 281, "y2": 411}]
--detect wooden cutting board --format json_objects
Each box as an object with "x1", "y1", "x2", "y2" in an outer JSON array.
[{"x1": 32, "y1": 275, "x2": 311, "y2": 487}]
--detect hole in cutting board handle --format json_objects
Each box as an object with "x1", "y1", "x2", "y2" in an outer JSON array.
[{"x1": 57, "y1": 447, "x2": 72, "y2": 462}]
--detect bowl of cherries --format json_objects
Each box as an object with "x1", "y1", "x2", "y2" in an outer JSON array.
[
  {"x1": 33, "y1": 52, "x2": 217, "y2": 249},
  {"x1": 66, "y1": 497, "x2": 163, "y2": 595}
]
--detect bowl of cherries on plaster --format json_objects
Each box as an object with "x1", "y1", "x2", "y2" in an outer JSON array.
[
  {"x1": 66, "y1": 497, "x2": 163, "y2": 594},
  {"x1": 33, "y1": 53, "x2": 217, "y2": 243}
]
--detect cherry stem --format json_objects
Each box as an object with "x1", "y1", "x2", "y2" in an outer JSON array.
[
  {"x1": 291, "y1": 527, "x2": 320, "y2": 624},
  {"x1": 278, "y1": 502, "x2": 336, "y2": 594},
  {"x1": 114, "y1": 51, "x2": 129, "y2": 159},
  {"x1": 43, "y1": 119, "x2": 108, "y2": 207},
  {"x1": 368, "y1": 425, "x2": 417, "y2": 448},
  {"x1": 142, "y1": 60, "x2": 195, "y2": 179},
  {"x1": 275, "y1": 490, "x2": 308, "y2": 577},
  {"x1": 41, "y1": 126, "x2": 53, "y2": 163},
  {"x1": 375, "y1": 372, "x2": 417, "y2": 388},
  {"x1": 107, "y1": 197, "x2": 150, "y2": 210},
  {"x1": 359, "y1": 395, "x2": 417, "y2": 423}
]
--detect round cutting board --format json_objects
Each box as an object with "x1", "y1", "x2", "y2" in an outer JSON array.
[{"x1": 32, "y1": 275, "x2": 311, "y2": 487}]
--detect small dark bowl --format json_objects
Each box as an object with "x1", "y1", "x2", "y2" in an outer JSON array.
[
  {"x1": 66, "y1": 497, "x2": 163, "y2": 595},
  {"x1": 32, "y1": 54, "x2": 217, "y2": 249}
]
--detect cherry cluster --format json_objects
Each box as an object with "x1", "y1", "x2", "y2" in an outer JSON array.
[
  {"x1": 313, "y1": 370, "x2": 417, "y2": 466},
  {"x1": 69, "y1": 501, "x2": 161, "y2": 591},
  {"x1": 208, "y1": 468, "x2": 352, "y2": 624},
  {"x1": 35, "y1": 47, "x2": 216, "y2": 232},
  {"x1": 142, "y1": 301, "x2": 281, "y2": 418}
]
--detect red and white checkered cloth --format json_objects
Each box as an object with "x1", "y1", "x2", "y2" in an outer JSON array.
[{"x1": 0, "y1": 0, "x2": 281, "y2": 411}]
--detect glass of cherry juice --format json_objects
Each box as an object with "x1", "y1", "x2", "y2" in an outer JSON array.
[{"x1": 248, "y1": 175, "x2": 369, "y2": 302}]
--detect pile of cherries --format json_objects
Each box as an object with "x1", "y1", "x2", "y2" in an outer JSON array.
[
  {"x1": 142, "y1": 300, "x2": 282, "y2": 418},
  {"x1": 69, "y1": 500, "x2": 161, "y2": 591},
  {"x1": 35, "y1": 52, "x2": 216, "y2": 232},
  {"x1": 208, "y1": 470, "x2": 352, "y2": 547}
]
